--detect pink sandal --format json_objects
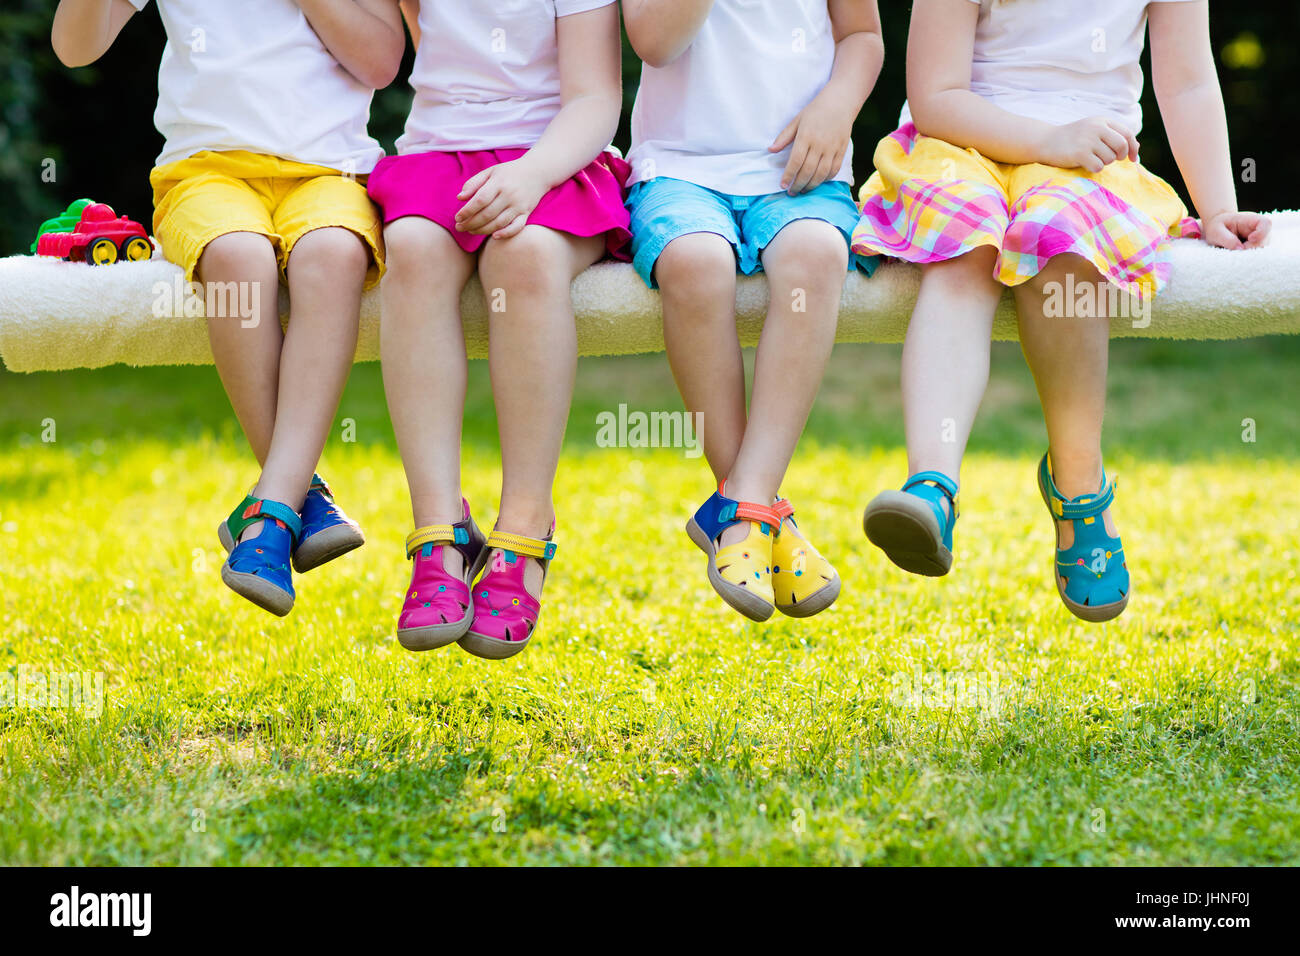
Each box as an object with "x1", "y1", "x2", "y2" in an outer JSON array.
[
  {"x1": 397, "y1": 499, "x2": 488, "y2": 651},
  {"x1": 459, "y1": 525, "x2": 557, "y2": 661}
]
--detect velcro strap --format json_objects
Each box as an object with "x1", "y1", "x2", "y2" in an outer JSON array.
[
  {"x1": 487, "y1": 530, "x2": 557, "y2": 561},
  {"x1": 903, "y1": 471, "x2": 959, "y2": 517},
  {"x1": 773, "y1": 498, "x2": 795, "y2": 521},
  {"x1": 229, "y1": 497, "x2": 303, "y2": 542},
  {"x1": 719, "y1": 500, "x2": 782, "y2": 529},
  {"x1": 1053, "y1": 478, "x2": 1115, "y2": 520},
  {"x1": 308, "y1": 473, "x2": 332, "y2": 496},
  {"x1": 406, "y1": 524, "x2": 469, "y2": 557}
]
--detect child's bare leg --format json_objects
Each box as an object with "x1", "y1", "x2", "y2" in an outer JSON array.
[
  {"x1": 1014, "y1": 254, "x2": 1116, "y2": 547},
  {"x1": 253, "y1": 227, "x2": 368, "y2": 515},
  {"x1": 379, "y1": 218, "x2": 477, "y2": 573},
  {"x1": 721, "y1": 219, "x2": 846, "y2": 542},
  {"x1": 901, "y1": 246, "x2": 1003, "y2": 508},
  {"x1": 198, "y1": 232, "x2": 283, "y2": 463},
  {"x1": 655, "y1": 233, "x2": 746, "y2": 482},
  {"x1": 477, "y1": 226, "x2": 603, "y2": 590}
]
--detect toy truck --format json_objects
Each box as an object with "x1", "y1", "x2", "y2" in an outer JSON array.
[{"x1": 33, "y1": 200, "x2": 152, "y2": 265}]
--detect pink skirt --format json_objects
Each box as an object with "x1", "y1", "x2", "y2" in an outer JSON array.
[{"x1": 366, "y1": 148, "x2": 632, "y2": 259}]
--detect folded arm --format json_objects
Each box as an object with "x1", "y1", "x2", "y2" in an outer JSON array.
[
  {"x1": 296, "y1": 0, "x2": 406, "y2": 89},
  {"x1": 622, "y1": 0, "x2": 714, "y2": 68},
  {"x1": 51, "y1": 0, "x2": 138, "y2": 68}
]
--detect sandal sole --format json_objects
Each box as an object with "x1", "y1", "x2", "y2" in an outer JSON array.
[
  {"x1": 1037, "y1": 469, "x2": 1130, "y2": 623},
  {"x1": 219, "y1": 520, "x2": 364, "y2": 574},
  {"x1": 220, "y1": 565, "x2": 294, "y2": 617},
  {"x1": 863, "y1": 491, "x2": 952, "y2": 577},
  {"x1": 292, "y1": 523, "x2": 365, "y2": 573},
  {"x1": 686, "y1": 518, "x2": 776, "y2": 623},
  {"x1": 458, "y1": 631, "x2": 533, "y2": 660},
  {"x1": 776, "y1": 573, "x2": 841, "y2": 618}
]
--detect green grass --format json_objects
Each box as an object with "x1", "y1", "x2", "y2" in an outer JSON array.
[{"x1": 1, "y1": 338, "x2": 1299, "y2": 865}]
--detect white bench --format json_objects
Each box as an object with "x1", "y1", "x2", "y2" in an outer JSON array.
[{"x1": 2, "y1": 210, "x2": 1298, "y2": 372}]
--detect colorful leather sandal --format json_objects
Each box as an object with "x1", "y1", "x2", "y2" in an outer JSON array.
[
  {"x1": 863, "y1": 471, "x2": 959, "y2": 576},
  {"x1": 397, "y1": 499, "x2": 488, "y2": 652},
  {"x1": 460, "y1": 526, "x2": 557, "y2": 661},
  {"x1": 685, "y1": 483, "x2": 780, "y2": 622},
  {"x1": 293, "y1": 474, "x2": 365, "y2": 573},
  {"x1": 1037, "y1": 453, "x2": 1129, "y2": 622},
  {"x1": 219, "y1": 496, "x2": 303, "y2": 617},
  {"x1": 771, "y1": 497, "x2": 841, "y2": 618},
  {"x1": 217, "y1": 474, "x2": 364, "y2": 574}
]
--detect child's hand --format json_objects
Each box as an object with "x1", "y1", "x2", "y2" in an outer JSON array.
[
  {"x1": 1039, "y1": 117, "x2": 1140, "y2": 173},
  {"x1": 455, "y1": 159, "x2": 550, "y2": 239},
  {"x1": 1201, "y1": 211, "x2": 1271, "y2": 250},
  {"x1": 770, "y1": 94, "x2": 854, "y2": 195}
]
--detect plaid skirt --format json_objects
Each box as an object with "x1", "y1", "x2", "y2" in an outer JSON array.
[{"x1": 851, "y1": 123, "x2": 1200, "y2": 297}]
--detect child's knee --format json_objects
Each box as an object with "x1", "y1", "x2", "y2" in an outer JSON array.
[
  {"x1": 655, "y1": 233, "x2": 737, "y2": 302},
  {"x1": 763, "y1": 220, "x2": 849, "y2": 284},
  {"x1": 383, "y1": 218, "x2": 459, "y2": 280},
  {"x1": 288, "y1": 226, "x2": 369, "y2": 280},
  {"x1": 480, "y1": 227, "x2": 572, "y2": 294},
  {"x1": 197, "y1": 231, "x2": 277, "y2": 281},
  {"x1": 921, "y1": 246, "x2": 1000, "y2": 292},
  {"x1": 1022, "y1": 253, "x2": 1100, "y2": 298}
]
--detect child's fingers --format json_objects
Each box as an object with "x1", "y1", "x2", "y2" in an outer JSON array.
[
  {"x1": 475, "y1": 205, "x2": 521, "y2": 237},
  {"x1": 456, "y1": 182, "x2": 500, "y2": 224},
  {"x1": 1106, "y1": 121, "x2": 1140, "y2": 161},
  {"x1": 458, "y1": 169, "x2": 493, "y2": 202},
  {"x1": 458, "y1": 193, "x2": 509, "y2": 232},
  {"x1": 781, "y1": 142, "x2": 812, "y2": 192},
  {"x1": 769, "y1": 118, "x2": 799, "y2": 154},
  {"x1": 493, "y1": 214, "x2": 530, "y2": 241},
  {"x1": 1246, "y1": 217, "x2": 1272, "y2": 247}
]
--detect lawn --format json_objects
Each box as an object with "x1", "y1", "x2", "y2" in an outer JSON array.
[{"x1": 1, "y1": 338, "x2": 1298, "y2": 865}]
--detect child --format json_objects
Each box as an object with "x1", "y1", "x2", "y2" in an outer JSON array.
[
  {"x1": 854, "y1": 0, "x2": 1269, "y2": 621},
  {"x1": 623, "y1": 0, "x2": 884, "y2": 622},
  {"x1": 52, "y1": 0, "x2": 405, "y2": 617},
  {"x1": 368, "y1": 1, "x2": 627, "y2": 660}
]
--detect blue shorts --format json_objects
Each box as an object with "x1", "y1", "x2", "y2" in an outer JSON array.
[{"x1": 625, "y1": 177, "x2": 878, "y2": 289}]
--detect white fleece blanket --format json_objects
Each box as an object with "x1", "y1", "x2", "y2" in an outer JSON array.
[{"x1": 2, "y1": 211, "x2": 1298, "y2": 373}]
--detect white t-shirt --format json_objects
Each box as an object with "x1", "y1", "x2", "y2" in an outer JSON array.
[
  {"x1": 397, "y1": 0, "x2": 618, "y2": 154},
  {"x1": 128, "y1": 0, "x2": 384, "y2": 173},
  {"x1": 901, "y1": 0, "x2": 1197, "y2": 134},
  {"x1": 627, "y1": 0, "x2": 853, "y2": 196}
]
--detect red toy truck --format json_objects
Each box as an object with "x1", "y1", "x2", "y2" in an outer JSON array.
[{"x1": 34, "y1": 201, "x2": 152, "y2": 265}]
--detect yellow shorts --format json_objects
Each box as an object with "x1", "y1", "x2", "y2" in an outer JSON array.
[{"x1": 150, "y1": 150, "x2": 385, "y2": 290}]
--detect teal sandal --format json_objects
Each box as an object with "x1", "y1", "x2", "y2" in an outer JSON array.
[
  {"x1": 1037, "y1": 454, "x2": 1129, "y2": 622},
  {"x1": 862, "y1": 471, "x2": 959, "y2": 576}
]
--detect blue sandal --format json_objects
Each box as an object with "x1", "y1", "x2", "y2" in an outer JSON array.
[
  {"x1": 218, "y1": 474, "x2": 362, "y2": 573},
  {"x1": 862, "y1": 471, "x2": 959, "y2": 576},
  {"x1": 1037, "y1": 454, "x2": 1129, "y2": 622},
  {"x1": 220, "y1": 496, "x2": 303, "y2": 617}
]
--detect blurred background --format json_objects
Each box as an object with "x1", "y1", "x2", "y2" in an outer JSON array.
[{"x1": 1, "y1": 1, "x2": 1296, "y2": 255}]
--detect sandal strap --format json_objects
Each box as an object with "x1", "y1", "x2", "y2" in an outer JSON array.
[
  {"x1": 487, "y1": 529, "x2": 556, "y2": 561},
  {"x1": 773, "y1": 497, "x2": 795, "y2": 521},
  {"x1": 407, "y1": 524, "x2": 470, "y2": 558},
  {"x1": 902, "y1": 471, "x2": 960, "y2": 518},
  {"x1": 718, "y1": 499, "x2": 781, "y2": 529},
  {"x1": 225, "y1": 495, "x2": 303, "y2": 543},
  {"x1": 308, "y1": 473, "x2": 331, "y2": 496},
  {"x1": 1039, "y1": 455, "x2": 1116, "y2": 520}
]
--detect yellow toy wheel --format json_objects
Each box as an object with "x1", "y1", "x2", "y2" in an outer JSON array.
[
  {"x1": 123, "y1": 236, "x2": 152, "y2": 262},
  {"x1": 87, "y1": 237, "x2": 118, "y2": 266}
]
